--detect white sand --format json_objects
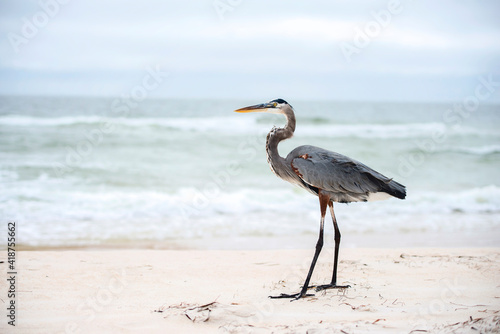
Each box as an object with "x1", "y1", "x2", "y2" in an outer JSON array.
[{"x1": 2, "y1": 248, "x2": 499, "y2": 333}]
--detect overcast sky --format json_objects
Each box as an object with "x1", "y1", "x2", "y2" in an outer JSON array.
[{"x1": 1, "y1": 0, "x2": 499, "y2": 102}]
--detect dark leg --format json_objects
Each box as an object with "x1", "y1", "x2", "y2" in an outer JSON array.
[
  {"x1": 315, "y1": 202, "x2": 350, "y2": 291},
  {"x1": 269, "y1": 191, "x2": 330, "y2": 300}
]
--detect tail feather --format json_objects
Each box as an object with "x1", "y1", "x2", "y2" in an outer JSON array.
[
  {"x1": 384, "y1": 180, "x2": 406, "y2": 199},
  {"x1": 365, "y1": 172, "x2": 406, "y2": 200}
]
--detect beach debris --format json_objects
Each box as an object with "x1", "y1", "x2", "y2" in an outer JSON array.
[
  {"x1": 184, "y1": 301, "x2": 217, "y2": 322},
  {"x1": 153, "y1": 301, "x2": 196, "y2": 313},
  {"x1": 441, "y1": 315, "x2": 500, "y2": 333},
  {"x1": 391, "y1": 298, "x2": 405, "y2": 307},
  {"x1": 411, "y1": 315, "x2": 500, "y2": 333},
  {"x1": 372, "y1": 318, "x2": 386, "y2": 324},
  {"x1": 156, "y1": 298, "x2": 273, "y2": 327},
  {"x1": 340, "y1": 302, "x2": 374, "y2": 312},
  {"x1": 153, "y1": 300, "x2": 219, "y2": 322}
]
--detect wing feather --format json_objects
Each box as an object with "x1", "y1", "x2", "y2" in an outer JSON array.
[{"x1": 287, "y1": 145, "x2": 406, "y2": 202}]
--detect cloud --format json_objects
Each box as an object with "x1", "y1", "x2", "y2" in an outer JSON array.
[{"x1": 0, "y1": 0, "x2": 499, "y2": 101}]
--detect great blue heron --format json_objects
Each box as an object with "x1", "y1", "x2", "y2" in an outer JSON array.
[{"x1": 235, "y1": 98, "x2": 406, "y2": 300}]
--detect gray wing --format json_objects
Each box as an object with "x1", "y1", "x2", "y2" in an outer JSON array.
[{"x1": 287, "y1": 145, "x2": 406, "y2": 203}]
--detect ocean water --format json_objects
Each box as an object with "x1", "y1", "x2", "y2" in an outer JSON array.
[{"x1": 1, "y1": 96, "x2": 499, "y2": 249}]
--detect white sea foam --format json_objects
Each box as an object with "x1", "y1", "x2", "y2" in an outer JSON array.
[
  {"x1": 1, "y1": 115, "x2": 495, "y2": 139},
  {"x1": 0, "y1": 115, "x2": 104, "y2": 126},
  {"x1": 5, "y1": 179, "x2": 500, "y2": 247},
  {"x1": 438, "y1": 145, "x2": 500, "y2": 155},
  {"x1": 2, "y1": 98, "x2": 498, "y2": 248}
]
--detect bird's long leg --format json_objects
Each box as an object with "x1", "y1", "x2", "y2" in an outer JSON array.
[
  {"x1": 269, "y1": 191, "x2": 329, "y2": 300},
  {"x1": 314, "y1": 202, "x2": 350, "y2": 291}
]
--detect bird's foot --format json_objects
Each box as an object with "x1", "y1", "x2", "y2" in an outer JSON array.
[
  {"x1": 311, "y1": 283, "x2": 351, "y2": 292},
  {"x1": 268, "y1": 292, "x2": 314, "y2": 300}
]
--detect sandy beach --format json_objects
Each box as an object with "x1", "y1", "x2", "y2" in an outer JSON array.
[
  {"x1": 2, "y1": 0, "x2": 500, "y2": 333},
  {"x1": 1, "y1": 248, "x2": 498, "y2": 333}
]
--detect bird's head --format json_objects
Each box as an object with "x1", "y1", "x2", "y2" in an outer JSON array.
[{"x1": 234, "y1": 98, "x2": 292, "y2": 114}]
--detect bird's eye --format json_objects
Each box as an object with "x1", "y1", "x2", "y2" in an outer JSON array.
[{"x1": 273, "y1": 102, "x2": 278, "y2": 107}]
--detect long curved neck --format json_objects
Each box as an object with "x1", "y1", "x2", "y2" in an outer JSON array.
[{"x1": 266, "y1": 108, "x2": 296, "y2": 176}]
